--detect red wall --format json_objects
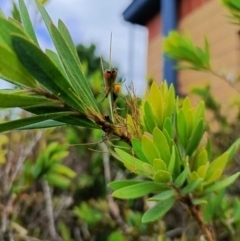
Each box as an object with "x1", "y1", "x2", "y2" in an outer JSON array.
[
  {"x1": 179, "y1": 0, "x2": 211, "y2": 20},
  {"x1": 146, "y1": 0, "x2": 212, "y2": 42}
]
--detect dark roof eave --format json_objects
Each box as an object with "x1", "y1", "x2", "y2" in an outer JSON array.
[{"x1": 123, "y1": 0, "x2": 160, "y2": 26}]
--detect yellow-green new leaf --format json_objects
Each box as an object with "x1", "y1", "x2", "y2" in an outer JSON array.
[
  {"x1": 148, "y1": 82, "x2": 163, "y2": 127},
  {"x1": 202, "y1": 172, "x2": 240, "y2": 195},
  {"x1": 194, "y1": 101, "x2": 205, "y2": 126},
  {"x1": 131, "y1": 138, "x2": 150, "y2": 163},
  {"x1": 194, "y1": 148, "x2": 208, "y2": 171},
  {"x1": 168, "y1": 146, "x2": 176, "y2": 173},
  {"x1": 51, "y1": 163, "x2": 76, "y2": 178},
  {"x1": 142, "y1": 135, "x2": 160, "y2": 164},
  {"x1": 112, "y1": 182, "x2": 166, "y2": 199},
  {"x1": 154, "y1": 170, "x2": 172, "y2": 183},
  {"x1": 205, "y1": 169, "x2": 222, "y2": 184},
  {"x1": 115, "y1": 148, "x2": 153, "y2": 178},
  {"x1": 108, "y1": 180, "x2": 144, "y2": 191},
  {"x1": 186, "y1": 118, "x2": 204, "y2": 156},
  {"x1": 165, "y1": 84, "x2": 175, "y2": 119},
  {"x1": 176, "y1": 109, "x2": 188, "y2": 148},
  {"x1": 163, "y1": 117, "x2": 173, "y2": 139},
  {"x1": 46, "y1": 172, "x2": 71, "y2": 189},
  {"x1": 196, "y1": 165, "x2": 207, "y2": 179},
  {"x1": 153, "y1": 127, "x2": 171, "y2": 165},
  {"x1": 153, "y1": 159, "x2": 167, "y2": 171},
  {"x1": 205, "y1": 152, "x2": 228, "y2": 181},
  {"x1": 143, "y1": 101, "x2": 157, "y2": 133}
]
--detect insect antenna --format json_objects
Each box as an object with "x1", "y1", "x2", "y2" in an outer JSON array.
[{"x1": 109, "y1": 32, "x2": 112, "y2": 69}]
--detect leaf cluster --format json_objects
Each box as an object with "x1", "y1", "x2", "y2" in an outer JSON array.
[{"x1": 110, "y1": 82, "x2": 240, "y2": 224}]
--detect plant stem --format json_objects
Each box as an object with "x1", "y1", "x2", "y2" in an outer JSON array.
[
  {"x1": 185, "y1": 195, "x2": 215, "y2": 241},
  {"x1": 43, "y1": 180, "x2": 62, "y2": 241}
]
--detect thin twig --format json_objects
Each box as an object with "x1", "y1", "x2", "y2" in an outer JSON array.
[
  {"x1": 42, "y1": 180, "x2": 62, "y2": 241},
  {"x1": 184, "y1": 195, "x2": 216, "y2": 241}
]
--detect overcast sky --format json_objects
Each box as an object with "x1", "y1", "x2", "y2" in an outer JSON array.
[{"x1": 1, "y1": 0, "x2": 148, "y2": 95}]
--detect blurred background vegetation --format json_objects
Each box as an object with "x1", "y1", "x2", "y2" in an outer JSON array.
[{"x1": 1, "y1": 1, "x2": 240, "y2": 241}]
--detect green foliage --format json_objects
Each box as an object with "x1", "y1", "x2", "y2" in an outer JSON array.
[
  {"x1": 110, "y1": 82, "x2": 240, "y2": 225},
  {"x1": 163, "y1": 31, "x2": 211, "y2": 71},
  {"x1": 222, "y1": 0, "x2": 240, "y2": 24},
  {"x1": 76, "y1": 44, "x2": 109, "y2": 77},
  {"x1": 0, "y1": 0, "x2": 102, "y2": 133},
  {"x1": 22, "y1": 142, "x2": 76, "y2": 189},
  {"x1": 1, "y1": 1, "x2": 240, "y2": 241},
  {"x1": 74, "y1": 202, "x2": 102, "y2": 226}
]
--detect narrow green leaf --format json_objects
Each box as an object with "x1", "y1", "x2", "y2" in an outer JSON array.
[
  {"x1": 192, "y1": 198, "x2": 207, "y2": 205},
  {"x1": 194, "y1": 101, "x2": 205, "y2": 126},
  {"x1": 58, "y1": 19, "x2": 80, "y2": 65},
  {"x1": 50, "y1": 23, "x2": 99, "y2": 113},
  {"x1": 174, "y1": 165, "x2": 189, "y2": 187},
  {"x1": 11, "y1": 34, "x2": 84, "y2": 111},
  {"x1": 46, "y1": 172, "x2": 71, "y2": 189},
  {"x1": 163, "y1": 117, "x2": 173, "y2": 139},
  {"x1": 24, "y1": 105, "x2": 98, "y2": 129},
  {"x1": 148, "y1": 189, "x2": 175, "y2": 201},
  {"x1": 0, "y1": 89, "x2": 58, "y2": 108},
  {"x1": 11, "y1": 2, "x2": 21, "y2": 22},
  {"x1": 51, "y1": 163, "x2": 76, "y2": 178},
  {"x1": 165, "y1": 84, "x2": 175, "y2": 119},
  {"x1": 112, "y1": 182, "x2": 166, "y2": 199},
  {"x1": 0, "y1": 44, "x2": 37, "y2": 87},
  {"x1": 142, "y1": 198, "x2": 175, "y2": 223},
  {"x1": 0, "y1": 112, "x2": 75, "y2": 132},
  {"x1": 0, "y1": 16, "x2": 25, "y2": 49},
  {"x1": 108, "y1": 180, "x2": 144, "y2": 191},
  {"x1": 181, "y1": 178, "x2": 203, "y2": 195},
  {"x1": 168, "y1": 146, "x2": 176, "y2": 173},
  {"x1": 226, "y1": 137, "x2": 240, "y2": 161},
  {"x1": 35, "y1": 0, "x2": 52, "y2": 30},
  {"x1": 17, "y1": 120, "x2": 66, "y2": 129},
  {"x1": 202, "y1": 172, "x2": 240, "y2": 195},
  {"x1": 19, "y1": 0, "x2": 38, "y2": 45},
  {"x1": 45, "y1": 49, "x2": 68, "y2": 78}
]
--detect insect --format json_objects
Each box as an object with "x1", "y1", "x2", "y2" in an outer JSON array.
[
  {"x1": 101, "y1": 33, "x2": 120, "y2": 104},
  {"x1": 103, "y1": 68, "x2": 118, "y2": 100}
]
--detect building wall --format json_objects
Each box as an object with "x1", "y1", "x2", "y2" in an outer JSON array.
[
  {"x1": 146, "y1": 13, "x2": 162, "y2": 84},
  {"x1": 146, "y1": 0, "x2": 240, "y2": 122},
  {"x1": 178, "y1": 0, "x2": 240, "y2": 103}
]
